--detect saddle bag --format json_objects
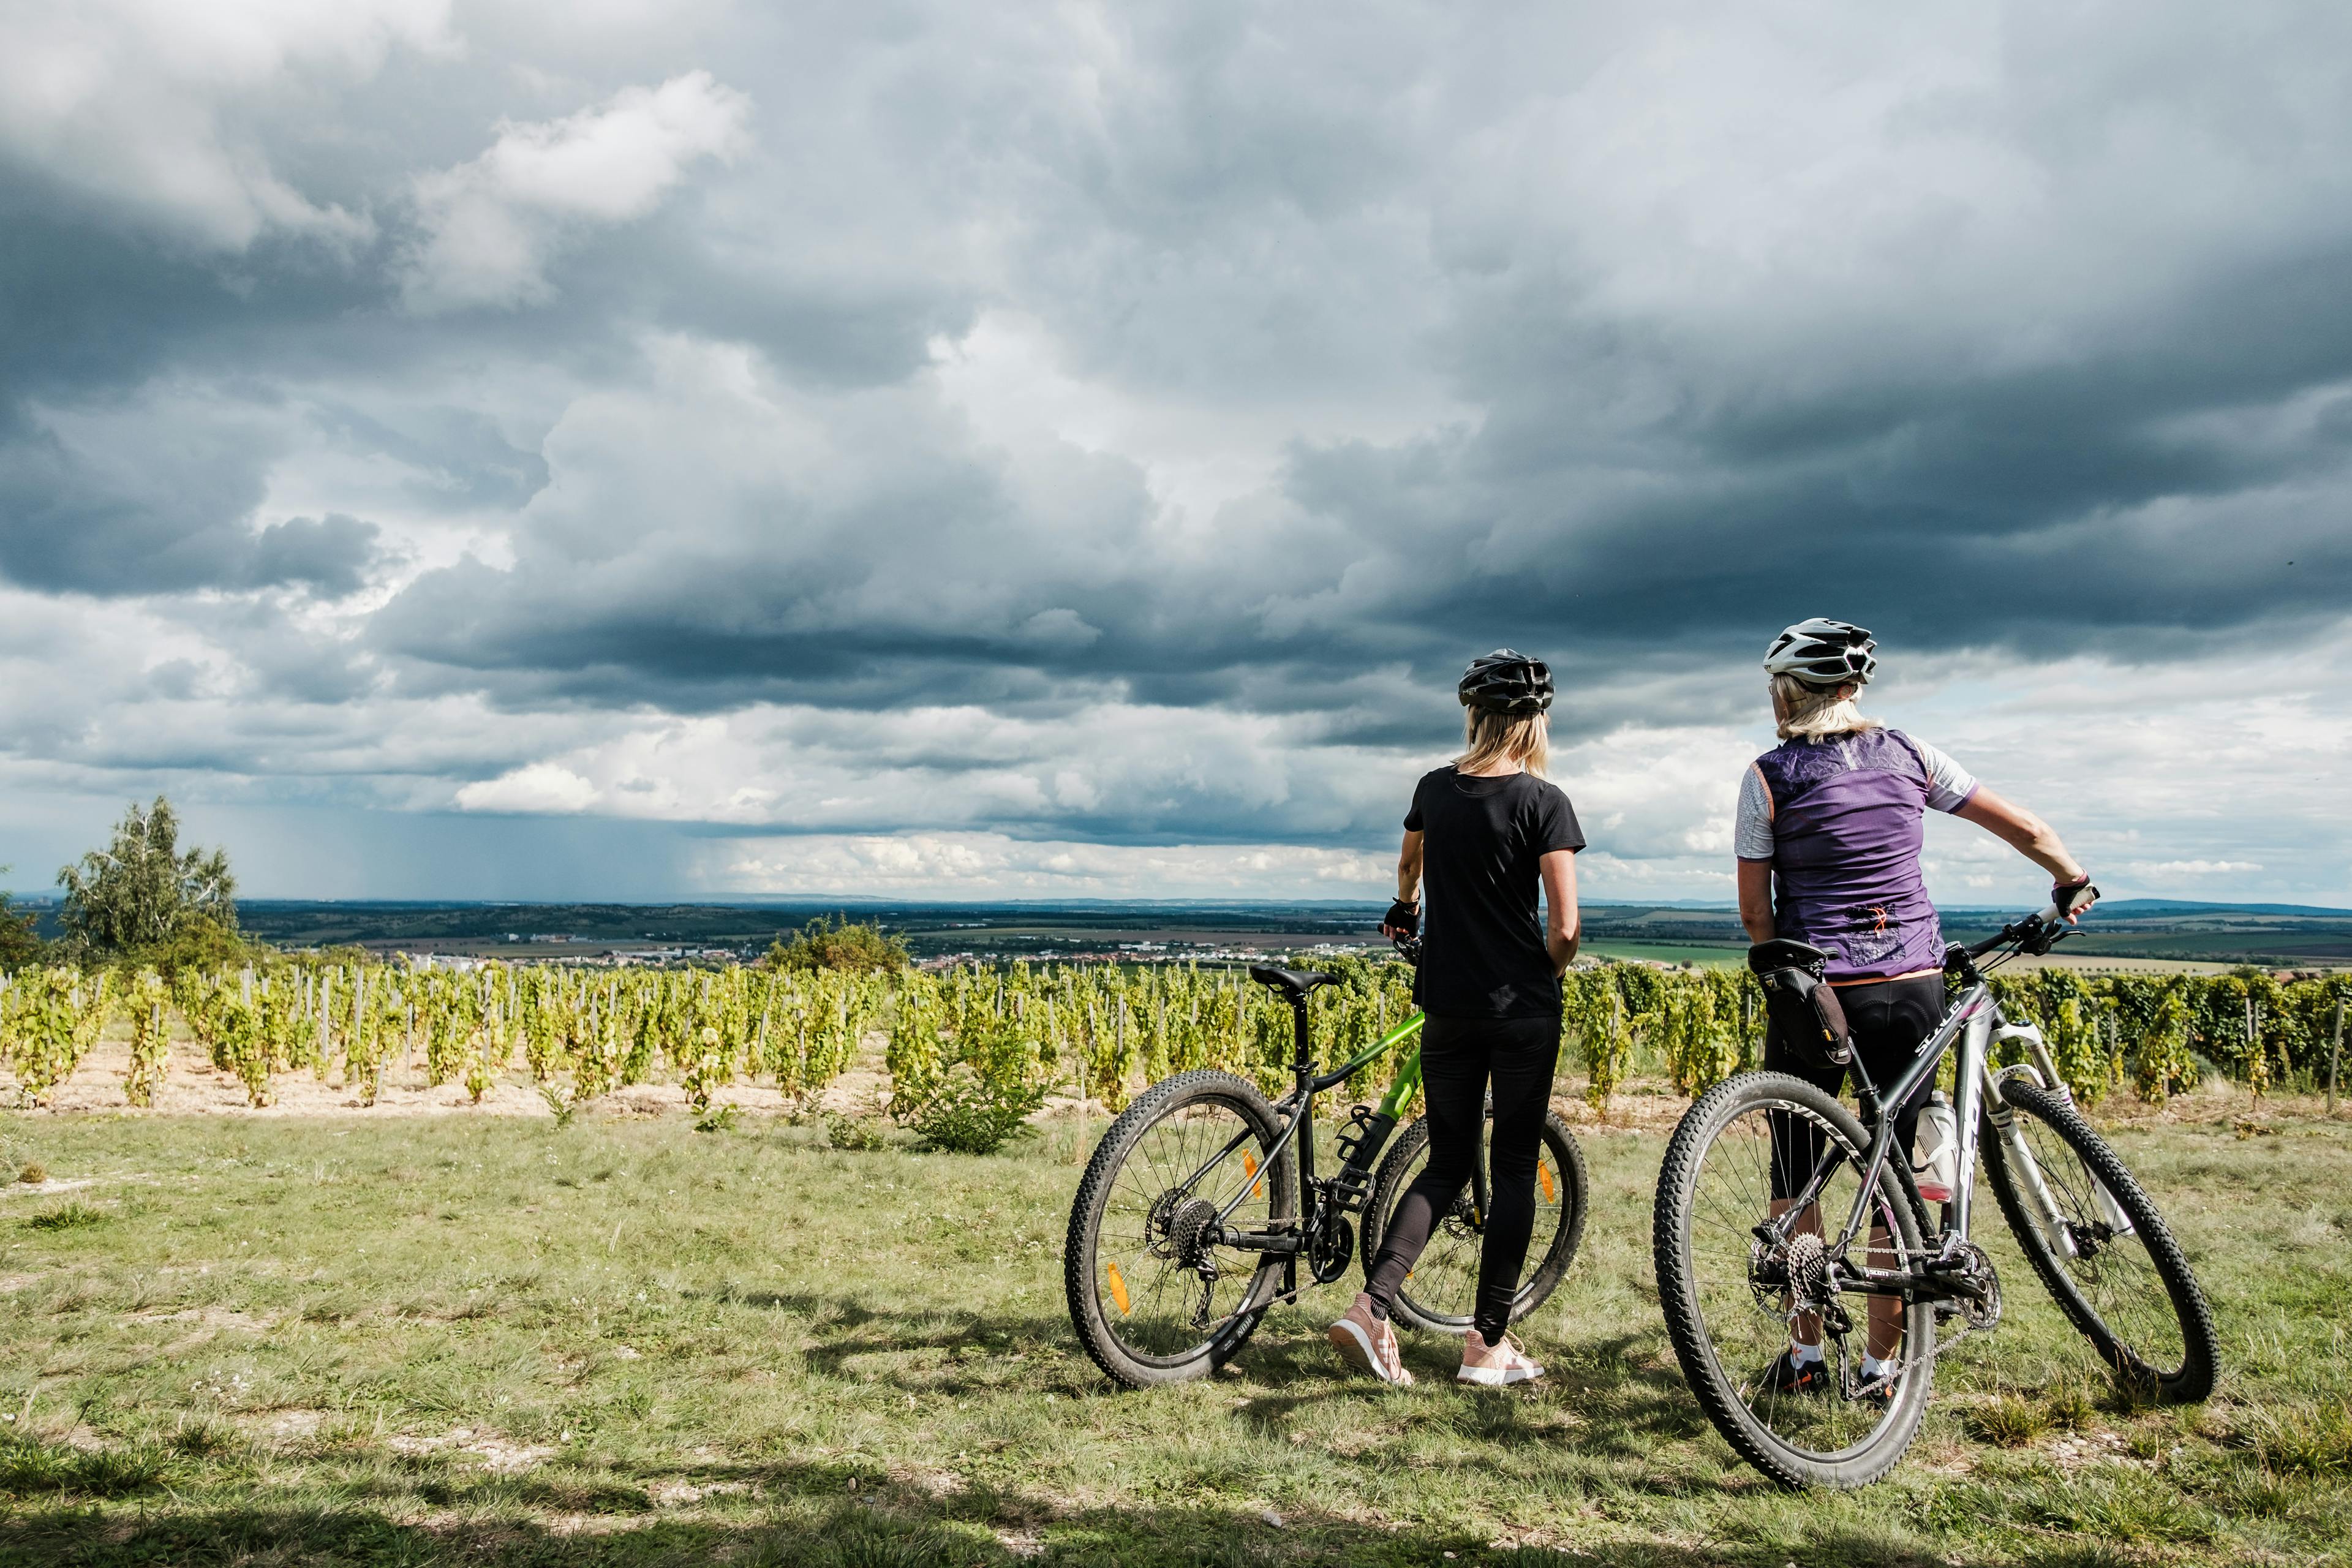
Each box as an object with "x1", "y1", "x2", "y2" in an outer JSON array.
[{"x1": 1747, "y1": 940, "x2": 1854, "y2": 1068}]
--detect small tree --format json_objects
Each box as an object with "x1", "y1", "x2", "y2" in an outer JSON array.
[
  {"x1": 761, "y1": 916, "x2": 910, "y2": 973},
  {"x1": 55, "y1": 797, "x2": 238, "y2": 961},
  {"x1": 0, "y1": 869, "x2": 42, "y2": 968}
]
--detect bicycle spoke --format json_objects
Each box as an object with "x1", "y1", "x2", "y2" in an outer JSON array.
[
  {"x1": 1390, "y1": 1121, "x2": 1572, "y2": 1328},
  {"x1": 1683, "y1": 1100, "x2": 1914, "y2": 1459},
  {"x1": 2011, "y1": 1113, "x2": 2187, "y2": 1381},
  {"x1": 1090, "y1": 1096, "x2": 1278, "y2": 1362}
]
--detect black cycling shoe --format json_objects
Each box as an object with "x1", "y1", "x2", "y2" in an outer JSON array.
[
  {"x1": 1758, "y1": 1348, "x2": 1830, "y2": 1396},
  {"x1": 1849, "y1": 1360, "x2": 1897, "y2": 1411}
]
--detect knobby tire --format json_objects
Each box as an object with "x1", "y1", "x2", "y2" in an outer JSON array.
[
  {"x1": 1653, "y1": 1071, "x2": 1935, "y2": 1489},
  {"x1": 1981, "y1": 1078, "x2": 2218, "y2": 1404},
  {"x1": 1065, "y1": 1069, "x2": 1295, "y2": 1389}
]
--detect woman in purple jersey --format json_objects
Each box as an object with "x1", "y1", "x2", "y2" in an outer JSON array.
[{"x1": 1736, "y1": 619, "x2": 2092, "y2": 1398}]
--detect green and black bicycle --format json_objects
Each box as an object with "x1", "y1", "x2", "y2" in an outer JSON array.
[{"x1": 1066, "y1": 948, "x2": 1588, "y2": 1387}]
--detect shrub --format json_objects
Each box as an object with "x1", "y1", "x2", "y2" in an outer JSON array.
[
  {"x1": 125, "y1": 970, "x2": 171, "y2": 1108},
  {"x1": 26, "y1": 1201, "x2": 106, "y2": 1231},
  {"x1": 763, "y1": 917, "x2": 910, "y2": 973},
  {"x1": 895, "y1": 1063, "x2": 1048, "y2": 1155}
]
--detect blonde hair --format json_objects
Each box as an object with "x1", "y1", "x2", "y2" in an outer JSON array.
[
  {"x1": 1458, "y1": 708, "x2": 1550, "y2": 776},
  {"x1": 1771, "y1": 673, "x2": 1881, "y2": 741}
]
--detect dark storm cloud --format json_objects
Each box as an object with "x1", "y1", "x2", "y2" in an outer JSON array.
[
  {"x1": 247, "y1": 516, "x2": 383, "y2": 596},
  {"x1": 321, "y1": 9, "x2": 2352, "y2": 739},
  {"x1": 0, "y1": 396, "x2": 389, "y2": 597},
  {"x1": 5, "y1": 0, "x2": 2352, "y2": 891}
]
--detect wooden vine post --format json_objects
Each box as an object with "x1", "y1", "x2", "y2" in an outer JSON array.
[{"x1": 2329, "y1": 995, "x2": 2345, "y2": 1116}]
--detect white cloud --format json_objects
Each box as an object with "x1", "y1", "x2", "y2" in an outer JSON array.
[
  {"x1": 714, "y1": 832, "x2": 1391, "y2": 899},
  {"x1": 401, "y1": 71, "x2": 751, "y2": 312},
  {"x1": 454, "y1": 763, "x2": 598, "y2": 813},
  {"x1": 0, "y1": 0, "x2": 451, "y2": 248}
]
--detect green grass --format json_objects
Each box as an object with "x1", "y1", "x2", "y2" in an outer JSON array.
[{"x1": 0, "y1": 1101, "x2": 2345, "y2": 1566}]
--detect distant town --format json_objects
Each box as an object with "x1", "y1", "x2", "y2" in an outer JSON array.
[{"x1": 10, "y1": 895, "x2": 2339, "y2": 974}]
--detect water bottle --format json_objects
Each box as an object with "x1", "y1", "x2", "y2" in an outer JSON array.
[{"x1": 1912, "y1": 1091, "x2": 1958, "y2": 1205}]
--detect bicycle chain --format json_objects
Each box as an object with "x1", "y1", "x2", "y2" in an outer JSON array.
[{"x1": 1845, "y1": 1256, "x2": 2004, "y2": 1398}]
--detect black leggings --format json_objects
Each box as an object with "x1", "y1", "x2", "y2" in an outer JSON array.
[
  {"x1": 1363, "y1": 1012, "x2": 1558, "y2": 1345},
  {"x1": 1764, "y1": 973, "x2": 1945, "y2": 1198}
]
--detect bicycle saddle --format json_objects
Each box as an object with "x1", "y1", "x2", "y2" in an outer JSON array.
[
  {"x1": 1246, "y1": 964, "x2": 1338, "y2": 1000},
  {"x1": 1747, "y1": 938, "x2": 1832, "y2": 976}
]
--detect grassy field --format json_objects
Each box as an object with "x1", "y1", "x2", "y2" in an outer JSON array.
[{"x1": 0, "y1": 1093, "x2": 2345, "y2": 1566}]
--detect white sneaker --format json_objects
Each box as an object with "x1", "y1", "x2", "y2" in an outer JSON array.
[{"x1": 1457, "y1": 1330, "x2": 1544, "y2": 1387}]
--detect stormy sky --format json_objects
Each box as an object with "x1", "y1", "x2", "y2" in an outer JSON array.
[{"x1": 2, "y1": 1, "x2": 2348, "y2": 905}]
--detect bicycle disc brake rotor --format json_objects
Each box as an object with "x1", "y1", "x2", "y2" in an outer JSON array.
[{"x1": 1438, "y1": 1192, "x2": 1482, "y2": 1242}]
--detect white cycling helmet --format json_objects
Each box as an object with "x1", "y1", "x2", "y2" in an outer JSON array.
[{"x1": 1764, "y1": 619, "x2": 1877, "y2": 688}]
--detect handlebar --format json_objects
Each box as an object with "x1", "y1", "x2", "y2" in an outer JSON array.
[{"x1": 1960, "y1": 884, "x2": 2100, "y2": 961}]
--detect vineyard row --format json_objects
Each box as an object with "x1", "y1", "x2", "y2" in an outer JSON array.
[{"x1": 0, "y1": 959, "x2": 2343, "y2": 1117}]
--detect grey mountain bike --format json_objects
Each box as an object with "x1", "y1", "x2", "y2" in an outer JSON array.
[{"x1": 1653, "y1": 891, "x2": 2218, "y2": 1488}]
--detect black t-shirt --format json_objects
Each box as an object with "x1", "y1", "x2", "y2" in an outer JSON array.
[{"x1": 1405, "y1": 766, "x2": 1585, "y2": 1019}]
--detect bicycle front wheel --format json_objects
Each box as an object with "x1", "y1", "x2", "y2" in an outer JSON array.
[
  {"x1": 1065, "y1": 1070, "x2": 1295, "y2": 1388},
  {"x1": 1653, "y1": 1072, "x2": 1934, "y2": 1489},
  {"x1": 1359, "y1": 1109, "x2": 1586, "y2": 1335},
  {"x1": 1981, "y1": 1077, "x2": 2217, "y2": 1403}
]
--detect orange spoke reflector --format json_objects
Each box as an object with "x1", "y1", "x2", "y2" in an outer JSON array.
[
  {"x1": 1104, "y1": 1261, "x2": 1132, "y2": 1316},
  {"x1": 1244, "y1": 1150, "x2": 1264, "y2": 1198},
  {"x1": 1538, "y1": 1161, "x2": 1556, "y2": 1202}
]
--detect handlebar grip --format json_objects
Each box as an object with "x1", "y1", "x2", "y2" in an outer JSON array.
[{"x1": 2044, "y1": 882, "x2": 2100, "y2": 922}]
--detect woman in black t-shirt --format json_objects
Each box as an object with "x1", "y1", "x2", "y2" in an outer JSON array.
[{"x1": 1327, "y1": 650, "x2": 1585, "y2": 1388}]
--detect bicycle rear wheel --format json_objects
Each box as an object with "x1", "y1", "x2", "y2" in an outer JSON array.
[
  {"x1": 1359, "y1": 1109, "x2": 1586, "y2": 1335},
  {"x1": 1981, "y1": 1077, "x2": 2217, "y2": 1403},
  {"x1": 1065, "y1": 1069, "x2": 1295, "y2": 1388},
  {"x1": 1653, "y1": 1072, "x2": 1934, "y2": 1489}
]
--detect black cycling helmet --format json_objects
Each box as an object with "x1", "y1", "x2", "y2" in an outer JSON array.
[
  {"x1": 1458, "y1": 648, "x2": 1553, "y2": 714},
  {"x1": 1763, "y1": 619, "x2": 1877, "y2": 689}
]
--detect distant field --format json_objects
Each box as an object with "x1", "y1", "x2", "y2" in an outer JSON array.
[
  {"x1": 1575, "y1": 941, "x2": 1745, "y2": 968},
  {"x1": 13, "y1": 895, "x2": 2335, "y2": 970}
]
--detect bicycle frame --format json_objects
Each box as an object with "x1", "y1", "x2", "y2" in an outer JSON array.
[
  {"x1": 1170, "y1": 998, "x2": 1431, "y2": 1260},
  {"x1": 1768, "y1": 921, "x2": 2108, "y2": 1304}
]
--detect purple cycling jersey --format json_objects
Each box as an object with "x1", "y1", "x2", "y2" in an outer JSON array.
[{"x1": 1746, "y1": 729, "x2": 1957, "y2": 982}]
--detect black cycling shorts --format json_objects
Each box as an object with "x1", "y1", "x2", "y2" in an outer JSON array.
[{"x1": 1763, "y1": 972, "x2": 1945, "y2": 1200}]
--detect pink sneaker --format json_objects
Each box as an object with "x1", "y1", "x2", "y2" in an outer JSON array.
[
  {"x1": 1458, "y1": 1330, "x2": 1545, "y2": 1387},
  {"x1": 1328, "y1": 1292, "x2": 1413, "y2": 1385}
]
